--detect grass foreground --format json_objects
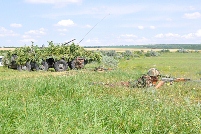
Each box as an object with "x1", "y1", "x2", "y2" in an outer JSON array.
[{"x1": 0, "y1": 52, "x2": 201, "y2": 133}]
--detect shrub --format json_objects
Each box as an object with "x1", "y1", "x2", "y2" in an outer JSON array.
[
  {"x1": 101, "y1": 55, "x2": 119, "y2": 68},
  {"x1": 99, "y1": 50, "x2": 118, "y2": 57},
  {"x1": 122, "y1": 50, "x2": 133, "y2": 59},
  {"x1": 160, "y1": 49, "x2": 170, "y2": 53},
  {"x1": 177, "y1": 48, "x2": 189, "y2": 53},
  {"x1": 145, "y1": 50, "x2": 160, "y2": 57}
]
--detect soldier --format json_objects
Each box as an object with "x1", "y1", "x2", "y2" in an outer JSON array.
[
  {"x1": 147, "y1": 68, "x2": 161, "y2": 86},
  {"x1": 130, "y1": 68, "x2": 161, "y2": 88}
]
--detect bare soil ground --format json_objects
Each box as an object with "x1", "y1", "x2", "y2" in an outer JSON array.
[{"x1": 0, "y1": 48, "x2": 15, "y2": 50}]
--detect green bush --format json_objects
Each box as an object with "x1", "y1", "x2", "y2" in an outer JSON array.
[
  {"x1": 102, "y1": 55, "x2": 119, "y2": 68},
  {"x1": 145, "y1": 50, "x2": 160, "y2": 57},
  {"x1": 122, "y1": 50, "x2": 133, "y2": 59}
]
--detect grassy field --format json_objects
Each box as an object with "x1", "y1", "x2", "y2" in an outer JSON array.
[{"x1": 0, "y1": 52, "x2": 201, "y2": 133}]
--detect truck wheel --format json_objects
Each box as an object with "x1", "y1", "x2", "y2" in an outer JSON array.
[
  {"x1": 54, "y1": 60, "x2": 68, "y2": 72},
  {"x1": 35, "y1": 61, "x2": 49, "y2": 71},
  {"x1": 70, "y1": 60, "x2": 76, "y2": 69},
  {"x1": 17, "y1": 62, "x2": 31, "y2": 71},
  {"x1": 71, "y1": 59, "x2": 84, "y2": 69}
]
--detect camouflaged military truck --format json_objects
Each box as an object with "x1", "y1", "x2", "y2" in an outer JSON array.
[{"x1": 3, "y1": 41, "x2": 101, "y2": 72}]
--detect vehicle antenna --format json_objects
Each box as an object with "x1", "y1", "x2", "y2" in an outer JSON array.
[{"x1": 79, "y1": 14, "x2": 110, "y2": 44}]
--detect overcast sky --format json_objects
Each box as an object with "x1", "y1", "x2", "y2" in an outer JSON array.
[{"x1": 0, "y1": 0, "x2": 201, "y2": 47}]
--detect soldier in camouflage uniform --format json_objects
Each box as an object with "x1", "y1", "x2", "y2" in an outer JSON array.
[{"x1": 130, "y1": 68, "x2": 161, "y2": 88}]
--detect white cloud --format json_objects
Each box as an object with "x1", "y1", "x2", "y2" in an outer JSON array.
[
  {"x1": 58, "y1": 28, "x2": 68, "y2": 32},
  {"x1": 39, "y1": 4, "x2": 144, "y2": 18},
  {"x1": 123, "y1": 39, "x2": 135, "y2": 42},
  {"x1": 135, "y1": 37, "x2": 149, "y2": 44},
  {"x1": 155, "y1": 34, "x2": 164, "y2": 38},
  {"x1": 104, "y1": 5, "x2": 144, "y2": 15},
  {"x1": 0, "y1": 27, "x2": 19, "y2": 37},
  {"x1": 184, "y1": 12, "x2": 201, "y2": 19},
  {"x1": 155, "y1": 29, "x2": 201, "y2": 40},
  {"x1": 182, "y1": 33, "x2": 194, "y2": 39},
  {"x1": 165, "y1": 33, "x2": 180, "y2": 38},
  {"x1": 85, "y1": 24, "x2": 92, "y2": 28},
  {"x1": 155, "y1": 33, "x2": 180, "y2": 38},
  {"x1": 25, "y1": 28, "x2": 46, "y2": 35},
  {"x1": 22, "y1": 35, "x2": 31, "y2": 38},
  {"x1": 195, "y1": 29, "x2": 201, "y2": 37},
  {"x1": 85, "y1": 38, "x2": 100, "y2": 44},
  {"x1": 10, "y1": 23, "x2": 22, "y2": 28},
  {"x1": 20, "y1": 38, "x2": 37, "y2": 43},
  {"x1": 56, "y1": 19, "x2": 75, "y2": 27},
  {"x1": 86, "y1": 39, "x2": 91, "y2": 43},
  {"x1": 121, "y1": 34, "x2": 137, "y2": 38},
  {"x1": 166, "y1": 18, "x2": 172, "y2": 21},
  {"x1": 150, "y1": 26, "x2": 155, "y2": 29},
  {"x1": 189, "y1": 6, "x2": 196, "y2": 11},
  {"x1": 25, "y1": 0, "x2": 81, "y2": 4},
  {"x1": 138, "y1": 26, "x2": 144, "y2": 30},
  {"x1": 21, "y1": 28, "x2": 46, "y2": 43},
  {"x1": 59, "y1": 33, "x2": 66, "y2": 36}
]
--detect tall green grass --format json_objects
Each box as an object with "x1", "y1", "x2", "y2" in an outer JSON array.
[{"x1": 0, "y1": 53, "x2": 201, "y2": 133}]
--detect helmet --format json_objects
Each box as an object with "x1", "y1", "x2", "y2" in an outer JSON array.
[{"x1": 147, "y1": 68, "x2": 160, "y2": 77}]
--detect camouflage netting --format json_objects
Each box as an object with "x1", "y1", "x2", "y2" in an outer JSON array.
[{"x1": 3, "y1": 42, "x2": 102, "y2": 66}]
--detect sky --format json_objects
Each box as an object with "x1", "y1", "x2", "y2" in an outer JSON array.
[{"x1": 0, "y1": 0, "x2": 201, "y2": 47}]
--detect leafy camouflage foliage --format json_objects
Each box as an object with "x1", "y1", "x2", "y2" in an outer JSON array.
[
  {"x1": 3, "y1": 42, "x2": 102, "y2": 66},
  {"x1": 0, "y1": 50, "x2": 9, "y2": 56}
]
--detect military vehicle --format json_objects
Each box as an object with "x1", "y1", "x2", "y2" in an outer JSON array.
[
  {"x1": 0, "y1": 56, "x2": 3, "y2": 66},
  {"x1": 3, "y1": 41, "x2": 101, "y2": 72}
]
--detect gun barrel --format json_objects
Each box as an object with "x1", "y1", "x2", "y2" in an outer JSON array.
[
  {"x1": 174, "y1": 78, "x2": 191, "y2": 82},
  {"x1": 161, "y1": 78, "x2": 174, "y2": 81},
  {"x1": 161, "y1": 77, "x2": 191, "y2": 82}
]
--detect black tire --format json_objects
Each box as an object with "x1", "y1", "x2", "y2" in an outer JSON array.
[
  {"x1": 71, "y1": 59, "x2": 84, "y2": 70},
  {"x1": 70, "y1": 60, "x2": 76, "y2": 69},
  {"x1": 30, "y1": 62, "x2": 38, "y2": 71},
  {"x1": 17, "y1": 62, "x2": 31, "y2": 71},
  {"x1": 54, "y1": 60, "x2": 68, "y2": 72},
  {"x1": 34, "y1": 61, "x2": 49, "y2": 71}
]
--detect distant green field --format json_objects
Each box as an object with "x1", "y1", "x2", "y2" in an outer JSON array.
[{"x1": 0, "y1": 52, "x2": 201, "y2": 133}]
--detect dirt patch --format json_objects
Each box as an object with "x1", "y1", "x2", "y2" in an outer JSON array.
[{"x1": 0, "y1": 48, "x2": 15, "y2": 51}]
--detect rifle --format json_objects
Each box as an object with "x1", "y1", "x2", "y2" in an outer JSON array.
[
  {"x1": 155, "y1": 77, "x2": 191, "y2": 89},
  {"x1": 94, "y1": 66, "x2": 113, "y2": 72}
]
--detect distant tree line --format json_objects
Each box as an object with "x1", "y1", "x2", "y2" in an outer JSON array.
[{"x1": 84, "y1": 44, "x2": 201, "y2": 50}]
